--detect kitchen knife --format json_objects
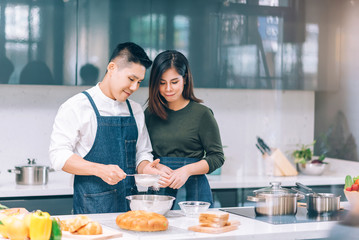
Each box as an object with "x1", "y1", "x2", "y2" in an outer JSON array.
[
  {"x1": 257, "y1": 137, "x2": 272, "y2": 155},
  {"x1": 256, "y1": 143, "x2": 265, "y2": 155}
]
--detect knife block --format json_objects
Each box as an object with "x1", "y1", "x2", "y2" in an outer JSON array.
[{"x1": 263, "y1": 148, "x2": 298, "y2": 176}]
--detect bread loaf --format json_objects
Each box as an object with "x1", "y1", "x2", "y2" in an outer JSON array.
[
  {"x1": 199, "y1": 211, "x2": 229, "y2": 228},
  {"x1": 116, "y1": 210, "x2": 168, "y2": 232}
]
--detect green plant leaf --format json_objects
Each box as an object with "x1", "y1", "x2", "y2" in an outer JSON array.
[{"x1": 292, "y1": 140, "x2": 326, "y2": 163}]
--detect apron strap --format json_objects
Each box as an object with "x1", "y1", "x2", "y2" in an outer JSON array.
[
  {"x1": 83, "y1": 91, "x2": 134, "y2": 118},
  {"x1": 126, "y1": 100, "x2": 134, "y2": 117},
  {"x1": 82, "y1": 91, "x2": 100, "y2": 117}
]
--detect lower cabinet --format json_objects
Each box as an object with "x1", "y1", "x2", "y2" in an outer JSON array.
[
  {"x1": 0, "y1": 185, "x2": 346, "y2": 213},
  {"x1": 0, "y1": 195, "x2": 73, "y2": 215}
]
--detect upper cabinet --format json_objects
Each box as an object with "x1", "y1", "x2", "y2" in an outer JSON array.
[{"x1": 0, "y1": 0, "x2": 342, "y2": 90}]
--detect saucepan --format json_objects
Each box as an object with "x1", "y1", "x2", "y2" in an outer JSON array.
[
  {"x1": 247, "y1": 182, "x2": 305, "y2": 216},
  {"x1": 292, "y1": 182, "x2": 341, "y2": 213},
  {"x1": 8, "y1": 159, "x2": 54, "y2": 185}
]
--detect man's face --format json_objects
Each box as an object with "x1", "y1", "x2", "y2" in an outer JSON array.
[{"x1": 107, "y1": 62, "x2": 146, "y2": 102}]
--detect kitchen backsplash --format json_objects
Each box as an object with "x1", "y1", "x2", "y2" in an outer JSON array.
[{"x1": 0, "y1": 85, "x2": 314, "y2": 178}]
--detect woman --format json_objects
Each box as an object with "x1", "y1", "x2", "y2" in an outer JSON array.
[{"x1": 145, "y1": 50, "x2": 224, "y2": 208}]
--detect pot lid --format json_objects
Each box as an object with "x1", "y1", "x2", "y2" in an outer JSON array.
[
  {"x1": 253, "y1": 182, "x2": 296, "y2": 196},
  {"x1": 15, "y1": 158, "x2": 48, "y2": 168}
]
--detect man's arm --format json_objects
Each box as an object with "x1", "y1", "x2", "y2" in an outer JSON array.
[{"x1": 62, "y1": 154, "x2": 126, "y2": 185}]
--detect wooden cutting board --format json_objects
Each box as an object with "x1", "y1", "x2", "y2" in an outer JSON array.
[
  {"x1": 62, "y1": 225, "x2": 122, "y2": 240},
  {"x1": 188, "y1": 220, "x2": 240, "y2": 234}
]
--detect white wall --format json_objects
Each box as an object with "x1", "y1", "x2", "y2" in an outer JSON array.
[{"x1": 0, "y1": 84, "x2": 314, "y2": 178}]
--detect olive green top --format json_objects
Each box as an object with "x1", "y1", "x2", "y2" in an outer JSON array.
[{"x1": 144, "y1": 101, "x2": 224, "y2": 173}]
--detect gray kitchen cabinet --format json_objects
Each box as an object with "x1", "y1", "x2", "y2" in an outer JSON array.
[{"x1": 0, "y1": 195, "x2": 73, "y2": 215}]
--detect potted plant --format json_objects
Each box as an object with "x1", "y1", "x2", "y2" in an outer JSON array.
[{"x1": 292, "y1": 140, "x2": 328, "y2": 175}]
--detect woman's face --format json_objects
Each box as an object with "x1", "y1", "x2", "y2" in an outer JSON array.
[{"x1": 159, "y1": 68, "x2": 186, "y2": 105}]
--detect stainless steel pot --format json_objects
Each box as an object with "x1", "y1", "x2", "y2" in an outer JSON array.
[
  {"x1": 293, "y1": 182, "x2": 341, "y2": 213},
  {"x1": 247, "y1": 182, "x2": 305, "y2": 216},
  {"x1": 306, "y1": 193, "x2": 341, "y2": 213},
  {"x1": 8, "y1": 159, "x2": 54, "y2": 185}
]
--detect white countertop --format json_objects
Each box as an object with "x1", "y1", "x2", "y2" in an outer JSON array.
[
  {"x1": 52, "y1": 204, "x2": 354, "y2": 240},
  {"x1": 0, "y1": 158, "x2": 357, "y2": 198},
  {"x1": 208, "y1": 158, "x2": 358, "y2": 189},
  {"x1": 0, "y1": 171, "x2": 74, "y2": 198}
]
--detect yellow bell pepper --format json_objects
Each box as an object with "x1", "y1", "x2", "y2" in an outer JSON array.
[
  {"x1": 29, "y1": 210, "x2": 52, "y2": 240},
  {"x1": 0, "y1": 218, "x2": 9, "y2": 238}
]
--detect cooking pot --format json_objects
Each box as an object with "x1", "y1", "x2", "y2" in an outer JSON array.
[
  {"x1": 292, "y1": 183, "x2": 341, "y2": 214},
  {"x1": 247, "y1": 182, "x2": 304, "y2": 216},
  {"x1": 306, "y1": 193, "x2": 341, "y2": 213},
  {"x1": 8, "y1": 159, "x2": 54, "y2": 185}
]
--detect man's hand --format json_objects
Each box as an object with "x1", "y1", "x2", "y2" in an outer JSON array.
[
  {"x1": 97, "y1": 164, "x2": 127, "y2": 185},
  {"x1": 62, "y1": 154, "x2": 127, "y2": 185},
  {"x1": 141, "y1": 159, "x2": 161, "y2": 175}
]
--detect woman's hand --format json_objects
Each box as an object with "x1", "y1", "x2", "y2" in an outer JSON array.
[
  {"x1": 155, "y1": 161, "x2": 173, "y2": 175},
  {"x1": 156, "y1": 163, "x2": 173, "y2": 188},
  {"x1": 168, "y1": 166, "x2": 191, "y2": 189},
  {"x1": 156, "y1": 161, "x2": 175, "y2": 188},
  {"x1": 156, "y1": 163, "x2": 173, "y2": 187},
  {"x1": 140, "y1": 159, "x2": 172, "y2": 187}
]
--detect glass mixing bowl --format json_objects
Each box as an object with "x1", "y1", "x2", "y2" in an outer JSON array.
[{"x1": 178, "y1": 201, "x2": 210, "y2": 217}]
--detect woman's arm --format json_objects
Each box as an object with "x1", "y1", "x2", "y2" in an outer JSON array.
[
  {"x1": 198, "y1": 109, "x2": 225, "y2": 173},
  {"x1": 168, "y1": 160, "x2": 209, "y2": 189}
]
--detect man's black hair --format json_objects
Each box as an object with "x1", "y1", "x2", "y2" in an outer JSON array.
[{"x1": 109, "y1": 42, "x2": 152, "y2": 69}]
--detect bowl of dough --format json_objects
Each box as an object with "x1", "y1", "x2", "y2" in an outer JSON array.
[
  {"x1": 126, "y1": 195, "x2": 175, "y2": 215},
  {"x1": 178, "y1": 201, "x2": 211, "y2": 217}
]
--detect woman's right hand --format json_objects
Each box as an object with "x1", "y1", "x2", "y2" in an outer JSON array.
[{"x1": 154, "y1": 160, "x2": 173, "y2": 187}]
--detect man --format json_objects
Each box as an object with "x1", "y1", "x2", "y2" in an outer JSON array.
[{"x1": 49, "y1": 42, "x2": 166, "y2": 214}]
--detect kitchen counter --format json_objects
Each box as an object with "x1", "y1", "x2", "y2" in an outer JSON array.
[
  {"x1": 207, "y1": 158, "x2": 359, "y2": 189},
  {"x1": 0, "y1": 158, "x2": 357, "y2": 198},
  {"x1": 50, "y1": 203, "x2": 353, "y2": 240},
  {"x1": 0, "y1": 171, "x2": 73, "y2": 198}
]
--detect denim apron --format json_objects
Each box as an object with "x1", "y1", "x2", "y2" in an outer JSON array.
[
  {"x1": 73, "y1": 91, "x2": 137, "y2": 214},
  {"x1": 156, "y1": 157, "x2": 213, "y2": 210}
]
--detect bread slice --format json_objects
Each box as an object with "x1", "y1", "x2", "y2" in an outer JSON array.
[
  {"x1": 75, "y1": 221, "x2": 103, "y2": 235},
  {"x1": 199, "y1": 211, "x2": 229, "y2": 228},
  {"x1": 68, "y1": 215, "x2": 91, "y2": 233}
]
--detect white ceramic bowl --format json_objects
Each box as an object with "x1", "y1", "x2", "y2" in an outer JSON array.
[
  {"x1": 178, "y1": 201, "x2": 210, "y2": 217},
  {"x1": 297, "y1": 163, "x2": 328, "y2": 175},
  {"x1": 126, "y1": 195, "x2": 175, "y2": 215},
  {"x1": 344, "y1": 190, "x2": 359, "y2": 213}
]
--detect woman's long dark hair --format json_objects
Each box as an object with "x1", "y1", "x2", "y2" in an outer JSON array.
[{"x1": 148, "y1": 50, "x2": 202, "y2": 120}]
